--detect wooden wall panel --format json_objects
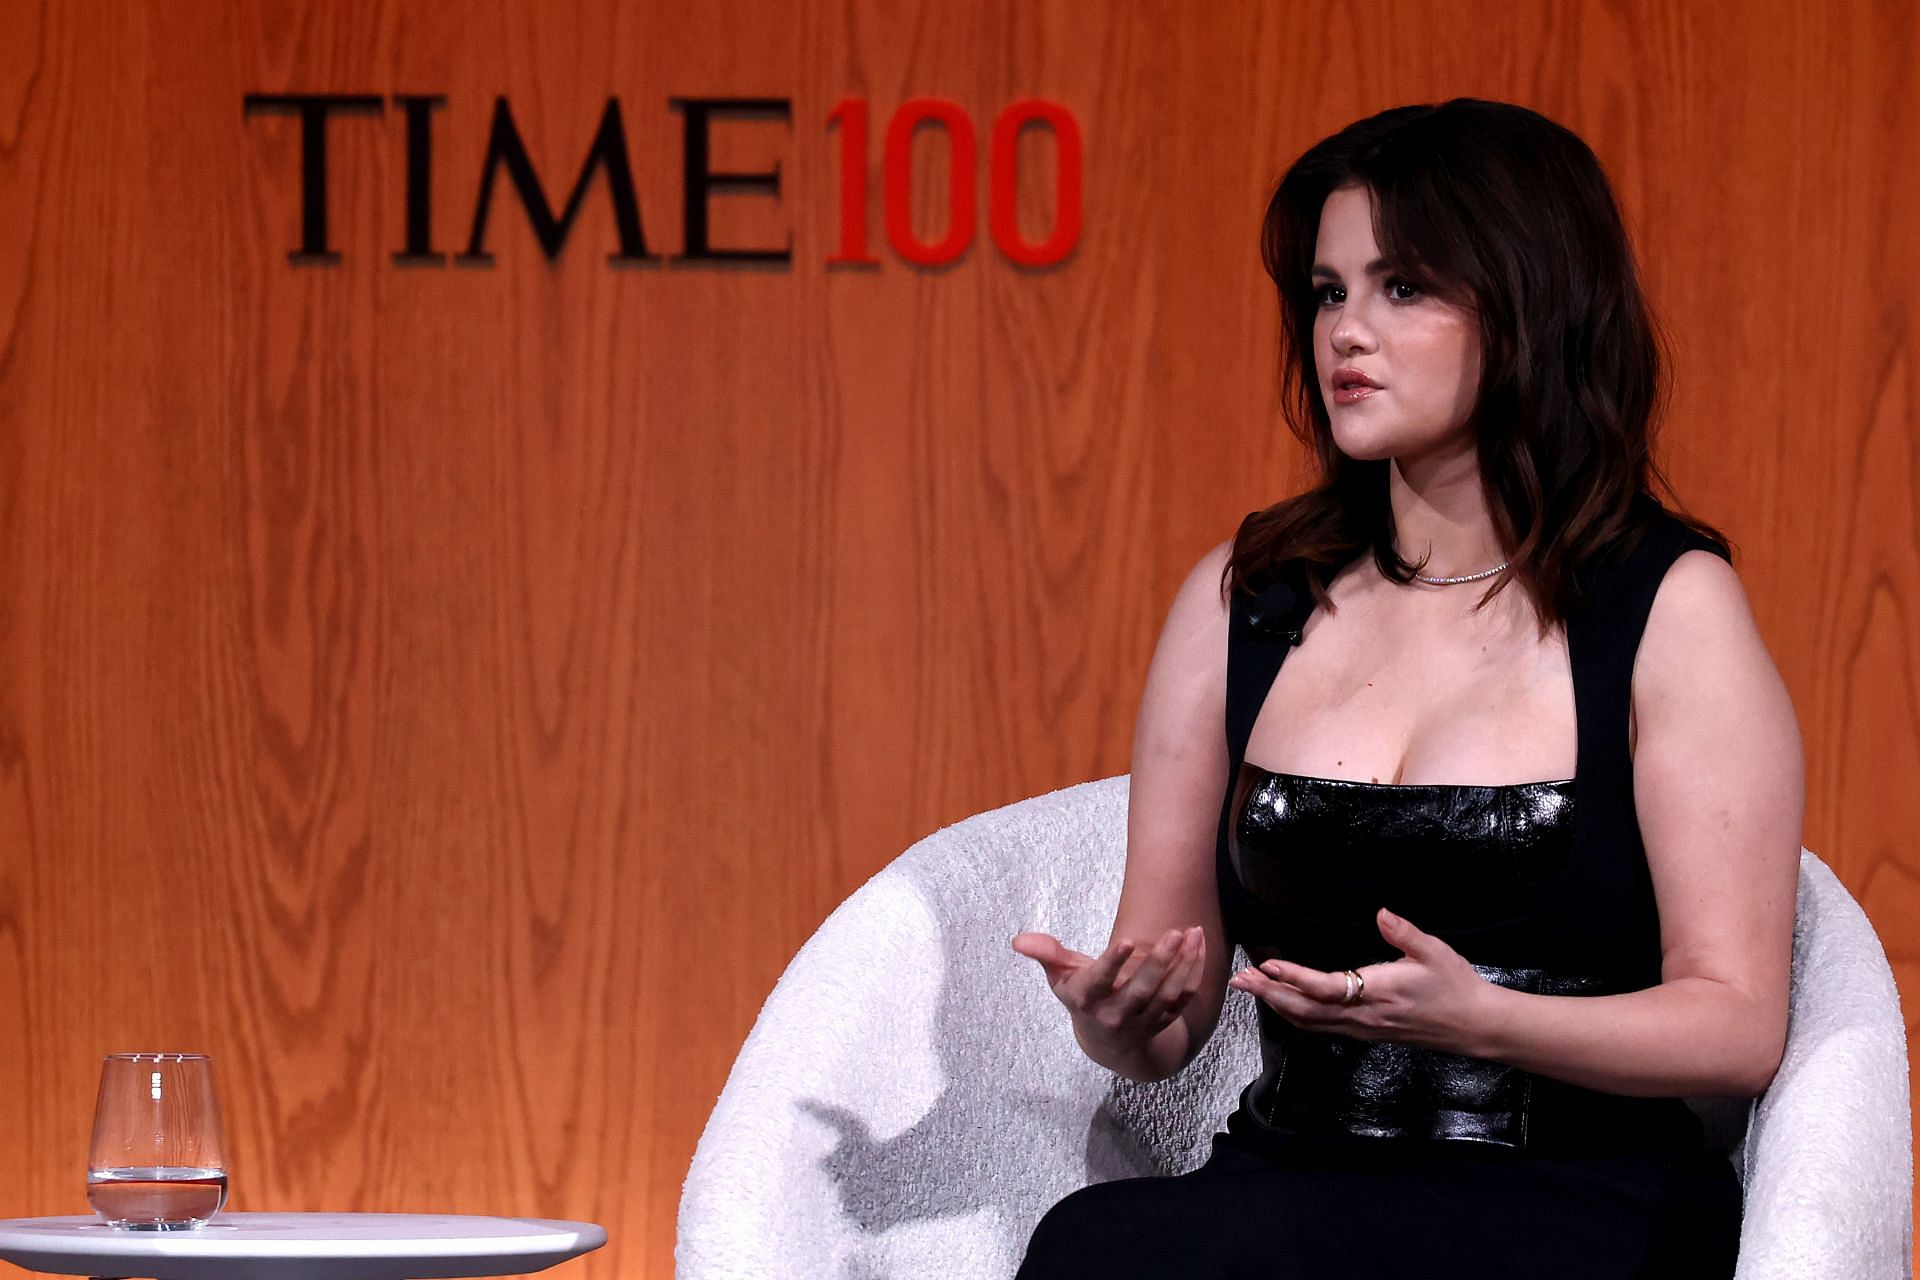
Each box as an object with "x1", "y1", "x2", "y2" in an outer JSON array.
[{"x1": 0, "y1": 0, "x2": 1914, "y2": 1275}]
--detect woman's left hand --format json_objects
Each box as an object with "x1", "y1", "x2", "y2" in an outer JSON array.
[{"x1": 1228, "y1": 907, "x2": 1500, "y2": 1056}]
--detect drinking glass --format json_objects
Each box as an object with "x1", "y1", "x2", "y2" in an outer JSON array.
[{"x1": 86, "y1": 1053, "x2": 228, "y2": 1230}]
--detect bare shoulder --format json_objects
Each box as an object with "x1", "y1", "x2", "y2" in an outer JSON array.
[
  {"x1": 1129, "y1": 537, "x2": 1234, "y2": 754},
  {"x1": 1633, "y1": 546, "x2": 1794, "y2": 755},
  {"x1": 1176, "y1": 535, "x2": 1235, "y2": 618},
  {"x1": 1636, "y1": 548, "x2": 1769, "y2": 683},
  {"x1": 1138, "y1": 537, "x2": 1235, "y2": 687}
]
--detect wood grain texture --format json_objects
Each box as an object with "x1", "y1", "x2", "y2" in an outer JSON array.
[{"x1": 0, "y1": 0, "x2": 1913, "y2": 1274}]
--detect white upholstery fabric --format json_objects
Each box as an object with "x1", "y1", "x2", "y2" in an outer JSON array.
[{"x1": 677, "y1": 774, "x2": 1913, "y2": 1279}]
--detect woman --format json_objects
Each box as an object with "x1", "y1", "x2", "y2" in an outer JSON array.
[{"x1": 1009, "y1": 99, "x2": 1801, "y2": 1279}]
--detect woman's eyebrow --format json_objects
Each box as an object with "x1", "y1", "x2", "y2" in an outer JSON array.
[{"x1": 1310, "y1": 257, "x2": 1390, "y2": 281}]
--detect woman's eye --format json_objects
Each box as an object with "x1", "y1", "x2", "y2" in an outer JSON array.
[{"x1": 1313, "y1": 279, "x2": 1420, "y2": 307}]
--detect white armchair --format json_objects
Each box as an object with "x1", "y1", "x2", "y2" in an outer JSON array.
[{"x1": 677, "y1": 774, "x2": 1913, "y2": 1279}]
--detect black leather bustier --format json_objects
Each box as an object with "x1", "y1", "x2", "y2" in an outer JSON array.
[
  {"x1": 1231, "y1": 764, "x2": 1579, "y2": 933},
  {"x1": 1227, "y1": 764, "x2": 1644, "y2": 1152}
]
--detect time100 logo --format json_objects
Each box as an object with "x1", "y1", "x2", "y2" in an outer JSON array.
[{"x1": 241, "y1": 94, "x2": 1083, "y2": 269}]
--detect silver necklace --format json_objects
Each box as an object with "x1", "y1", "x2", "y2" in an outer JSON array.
[{"x1": 1407, "y1": 557, "x2": 1511, "y2": 585}]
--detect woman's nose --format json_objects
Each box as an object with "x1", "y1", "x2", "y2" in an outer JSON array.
[
  {"x1": 1330, "y1": 311, "x2": 1375, "y2": 354},
  {"x1": 1328, "y1": 320, "x2": 1374, "y2": 355}
]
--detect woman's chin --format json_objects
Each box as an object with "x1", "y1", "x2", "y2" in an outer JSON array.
[
  {"x1": 1328, "y1": 425, "x2": 1402, "y2": 462},
  {"x1": 1331, "y1": 416, "x2": 1472, "y2": 464}
]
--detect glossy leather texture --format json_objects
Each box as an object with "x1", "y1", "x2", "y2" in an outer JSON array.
[
  {"x1": 1230, "y1": 767, "x2": 1601, "y2": 1151},
  {"x1": 1244, "y1": 964, "x2": 1609, "y2": 1149},
  {"x1": 1230, "y1": 764, "x2": 1578, "y2": 932}
]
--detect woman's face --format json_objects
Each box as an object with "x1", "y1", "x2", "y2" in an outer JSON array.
[{"x1": 1311, "y1": 183, "x2": 1482, "y2": 463}]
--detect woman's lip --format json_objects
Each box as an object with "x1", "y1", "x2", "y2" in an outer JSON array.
[{"x1": 1333, "y1": 385, "x2": 1382, "y2": 404}]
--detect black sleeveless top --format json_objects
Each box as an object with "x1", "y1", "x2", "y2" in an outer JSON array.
[{"x1": 1213, "y1": 502, "x2": 1733, "y2": 1155}]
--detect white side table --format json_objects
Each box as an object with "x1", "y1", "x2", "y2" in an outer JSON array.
[{"x1": 0, "y1": 1213, "x2": 607, "y2": 1280}]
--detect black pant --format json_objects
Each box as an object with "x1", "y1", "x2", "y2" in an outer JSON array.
[{"x1": 1015, "y1": 1118, "x2": 1742, "y2": 1280}]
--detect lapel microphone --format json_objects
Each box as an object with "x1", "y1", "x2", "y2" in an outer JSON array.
[{"x1": 1244, "y1": 579, "x2": 1303, "y2": 646}]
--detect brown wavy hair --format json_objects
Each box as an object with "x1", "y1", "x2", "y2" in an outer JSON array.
[{"x1": 1223, "y1": 98, "x2": 1730, "y2": 629}]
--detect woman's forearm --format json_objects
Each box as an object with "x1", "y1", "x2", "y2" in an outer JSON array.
[
  {"x1": 1468, "y1": 976, "x2": 1781, "y2": 1098},
  {"x1": 1071, "y1": 1010, "x2": 1195, "y2": 1083}
]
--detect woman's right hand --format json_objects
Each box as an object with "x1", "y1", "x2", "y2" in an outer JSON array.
[{"x1": 1010, "y1": 925, "x2": 1205, "y2": 1050}]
